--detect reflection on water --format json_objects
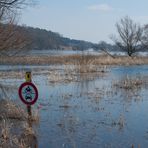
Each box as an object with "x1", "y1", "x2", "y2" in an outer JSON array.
[{"x1": 0, "y1": 65, "x2": 148, "y2": 147}]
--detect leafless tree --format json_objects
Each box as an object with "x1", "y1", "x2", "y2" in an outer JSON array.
[
  {"x1": 0, "y1": 21, "x2": 30, "y2": 56},
  {"x1": 98, "y1": 41, "x2": 115, "y2": 58},
  {"x1": 0, "y1": 0, "x2": 33, "y2": 22},
  {"x1": 111, "y1": 16, "x2": 143, "y2": 56},
  {"x1": 140, "y1": 24, "x2": 148, "y2": 50},
  {"x1": 0, "y1": 0, "x2": 34, "y2": 56}
]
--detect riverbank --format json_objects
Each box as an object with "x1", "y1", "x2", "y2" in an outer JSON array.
[
  {"x1": 0, "y1": 54, "x2": 148, "y2": 65},
  {"x1": 0, "y1": 99, "x2": 38, "y2": 148}
]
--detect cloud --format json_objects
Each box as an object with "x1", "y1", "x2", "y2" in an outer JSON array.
[{"x1": 88, "y1": 4, "x2": 113, "y2": 12}]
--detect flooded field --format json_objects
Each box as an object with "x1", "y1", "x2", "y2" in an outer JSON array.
[
  {"x1": 12, "y1": 49, "x2": 148, "y2": 57},
  {"x1": 0, "y1": 65, "x2": 148, "y2": 148}
]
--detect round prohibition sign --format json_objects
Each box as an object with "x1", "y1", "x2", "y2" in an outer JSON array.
[{"x1": 18, "y1": 82, "x2": 38, "y2": 105}]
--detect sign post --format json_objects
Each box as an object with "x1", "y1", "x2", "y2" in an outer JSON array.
[
  {"x1": 18, "y1": 72, "x2": 38, "y2": 118},
  {"x1": 25, "y1": 71, "x2": 32, "y2": 82},
  {"x1": 18, "y1": 72, "x2": 38, "y2": 147},
  {"x1": 25, "y1": 72, "x2": 32, "y2": 117}
]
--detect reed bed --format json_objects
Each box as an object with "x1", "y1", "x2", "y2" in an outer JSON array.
[
  {"x1": 0, "y1": 99, "x2": 39, "y2": 148},
  {"x1": 113, "y1": 75, "x2": 148, "y2": 90},
  {"x1": 0, "y1": 54, "x2": 148, "y2": 65}
]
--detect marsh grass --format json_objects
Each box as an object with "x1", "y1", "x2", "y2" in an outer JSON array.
[
  {"x1": 0, "y1": 98, "x2": 39, "y2": 148},
  {"x1": 73, "y1": 55, "x2": 98, "y2": 73},
  {"x1": 12, "y1": 137, "x2": 28, "y2": 148},
  {"x1": 0, "y1": 118, "x2": 28, "y2": 148},
  {"x1": 0, "y1": 54, "x2": 148, "y2": 65},
  {"x1": 47, "y1": 56, "x2": 108, "y2": 84},
  {"x1": 0, "y1": 99, "x2": 27, "y2": 120},
  {"x1": 113, "y1": 75, "x2": 147, "y2": 90},
  {"x1": 0, "y1": 118, "x2": 11, "y2": 141},
  {"x1": 112, "y1": 75, "x2": 148, "y2": 102}
]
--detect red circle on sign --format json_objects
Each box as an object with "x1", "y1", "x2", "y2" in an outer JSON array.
[{"x1": 18, "y1": 82, "x2": 38, "y2": 105}]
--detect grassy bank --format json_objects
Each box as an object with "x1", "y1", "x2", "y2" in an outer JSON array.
[
  {"x1": 0, "y1": 54, "x2": 148, "y2": 65},
  {"x1": 0, "y1": 99, "x2": 39, "y2": 148}
]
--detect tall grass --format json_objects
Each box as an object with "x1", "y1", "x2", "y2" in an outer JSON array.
[
  {"x1": 0, "y1": 54, "x2": 148, "y2": 65},
  {"x1": 113, "y1": 75, "x2": 147, "y2": 90}
]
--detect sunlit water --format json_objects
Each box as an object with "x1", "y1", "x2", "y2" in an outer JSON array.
[{"x1": 0, "y1": 65, "x2": 148, "y2": 148}]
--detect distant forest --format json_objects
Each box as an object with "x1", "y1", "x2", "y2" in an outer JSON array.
[{"x1": 14, "y1": 25, "x2": 117, "y2": 51}]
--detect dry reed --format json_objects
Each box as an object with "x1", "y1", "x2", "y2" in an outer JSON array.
[{"x1": 0, "y1": 54, "x2": 148, "y2": 65}]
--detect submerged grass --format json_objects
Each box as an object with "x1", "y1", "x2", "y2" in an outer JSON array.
[
  {"x1": 0, "y1": 99, "x2": 27, "y2": 120},
  {"x1": 112, "y1": 75, "x2": 148, "y2": 102},
  {"x1": 113, "y1": 75, "x2": 148, "y2": 90}
]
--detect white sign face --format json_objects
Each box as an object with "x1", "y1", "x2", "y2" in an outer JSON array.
[{"x1": 22, "y1": 85, "x2": 36, "y2": 103}]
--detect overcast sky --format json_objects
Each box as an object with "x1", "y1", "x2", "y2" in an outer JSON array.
[{"x1": 20, "y1": 0, "x2": 148, "y2": 43}]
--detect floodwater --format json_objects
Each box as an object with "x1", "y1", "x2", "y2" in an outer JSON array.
[
  {"x1": 0, "y1": 65, "x2": 148, "y2": 148},
  {"x1": 10, "y1": 49, "x2": 148, "y2": 56}
]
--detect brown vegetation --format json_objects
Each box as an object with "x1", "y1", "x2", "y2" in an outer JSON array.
[
  {"x1": 0, "y1": 54, "x2": 148, "y2": 65},
  {"x1": 113, "y1": 75, "x2": 148, "y2": 90},
  {"x1": 0, "y1": 99, "x2": 39, "y2": 148}
]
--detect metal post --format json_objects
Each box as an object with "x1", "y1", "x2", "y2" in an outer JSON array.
[
  {"x1": 25, "y1": 71, "x2": 32, "y2": 117},
  {"x1": 24, "y1": 72, "x2": 38, "y2": 147},
  {"x1": 25, "y1": 71, "x2": 32, "y2": 82}
]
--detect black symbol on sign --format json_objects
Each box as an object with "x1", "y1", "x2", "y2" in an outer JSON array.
[{"x1": 23, "y1": 86, "x2": 34, "y2": 101}]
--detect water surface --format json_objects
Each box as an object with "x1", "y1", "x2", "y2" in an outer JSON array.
[{"x1": 0, "y1": 65, "x2": 148, "y2": 148}]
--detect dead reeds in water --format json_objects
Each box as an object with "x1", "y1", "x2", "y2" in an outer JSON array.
[
  {"x1": 112, "y1": 75, "x2": 148, "y2": 102},
  {"x1": 0, "y1": 99, "x2": 27, "y2": 120},
  {"x1": 47, "y1": 55, "x2": 108, "y2": 83},
  {"x1": 113, "y1": 75, "x2": 147, "y2": 90},
  {"x1": 0, "y1": 99, "x2": 39, "y2": 148},
  {"x1": 0, "y1": 54, "x2": 148, "y2": 65},
  {"x1": 73, "y1": 55, "x2": 98, "y2": 73}
]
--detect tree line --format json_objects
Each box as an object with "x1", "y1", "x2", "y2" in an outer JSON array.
[
  {"x1": 19, "y1": 25, "x2": 95, "y2": 51},
  {"x1": 0, "y1": 1, "x2": 148, "y2": 56}
]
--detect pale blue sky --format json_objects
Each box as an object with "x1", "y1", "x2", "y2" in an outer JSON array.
[{"x1": 20, "y1": 0, "x2": 148, "y2": 43}]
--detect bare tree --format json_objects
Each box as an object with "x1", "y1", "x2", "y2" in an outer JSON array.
[
  {"x1": 111, "y1": 16, "x2": 143, "y2": 56},
  {"x1": 0, "y1": 0, "x2": 34, "y2": 55},
  {"x1": 0, "y1": 0, "x2": 33, "y2": 22},
  {"x1": 0, "y1": 21, "x2": 30, "y2": 56},
  {"x1": 140, "y1": 24, "x2": 148, "y2": 50},
  {"x1": 97, "y1": 41, "x2": 115, "y2": 58}
]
